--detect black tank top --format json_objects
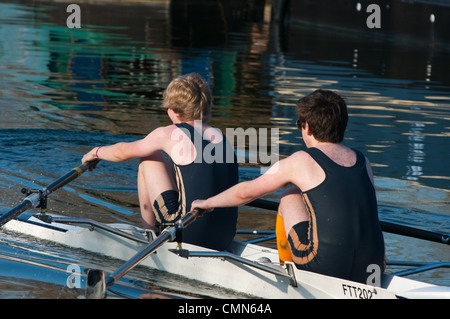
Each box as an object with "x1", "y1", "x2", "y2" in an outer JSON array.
[
  {"x1": 300, "y1": 147, "x2": 385, "y2": 283},
  {"x1": 174, "y1": 123, "x2": 238, "y2": 250}
]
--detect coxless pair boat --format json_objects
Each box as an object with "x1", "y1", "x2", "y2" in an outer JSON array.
[{"x1": 1, "y1": 161, "x2": 449, "y2": 299}]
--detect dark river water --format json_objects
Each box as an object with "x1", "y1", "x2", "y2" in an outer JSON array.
[{"x1": 0, "y1": 0, "x2": 448, "y2": 298}]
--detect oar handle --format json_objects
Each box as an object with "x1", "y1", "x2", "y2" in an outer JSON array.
[
  {"x1": 181, "y1": 207, "x2": 204, "y2": 228},
  {"x1": 0, "y1": 159, "x2": 100, "y2": 227}
]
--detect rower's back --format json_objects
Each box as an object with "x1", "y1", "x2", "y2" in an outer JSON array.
[
  {"x1": 173, "y1": 122, "x2": 238, "y2": 251},
  {"x1": 290, "y1": 147, "x2": 385, "y2": 284},
  {"x1": 289, "y1": 89, "x2": 385, "y2": 284}
]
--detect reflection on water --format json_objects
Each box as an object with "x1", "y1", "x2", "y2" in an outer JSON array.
[{"x1": 0, "y1": 0, "x2": 449, "y2": 297}]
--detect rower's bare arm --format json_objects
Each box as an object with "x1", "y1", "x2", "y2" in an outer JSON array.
[
  {"x1": 82, "y1": 127, "x2": 169, "y2": 164},
  {"x1": 192, "y1": 157, "x2": 294, "y2": 211}
]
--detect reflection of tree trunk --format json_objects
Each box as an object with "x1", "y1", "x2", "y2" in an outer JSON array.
[
  {"x1": 216, "y1": 0, "x2": 229, "y2": 46},
  {"x1": 271, "y1": 0, "x2": 290, "y2": 23}
]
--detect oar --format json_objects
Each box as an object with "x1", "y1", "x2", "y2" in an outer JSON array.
[
  {"x1": 246, "y1": 198, "x2": 449, "y2": 245},
  {"x1": 85, "y1": 208, "x2": 204, "y2": 299},
  {"x1": 379, "y1": 221, "x2": 449, "y2": 245},
  {"x1": 0, "y1": 159, "x2": 100, "y2": 227}
]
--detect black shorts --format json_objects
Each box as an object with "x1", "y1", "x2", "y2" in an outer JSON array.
[
  {"x1": 152, "y1": 190, "x2": 183, "y2": 225},
  {"x1": 288, "y1": 220, "x2": 385, "y2": 283},
  {"x1": 152, "y1": 189, "x2": 238, "y2": 251},
  {"x1": 287, "y1": 221, "x2": 317, "y2": 265}
]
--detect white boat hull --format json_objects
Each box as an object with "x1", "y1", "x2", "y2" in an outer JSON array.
[{"x1": 3, "y1": 213, "x2": 449, "y2": 299}]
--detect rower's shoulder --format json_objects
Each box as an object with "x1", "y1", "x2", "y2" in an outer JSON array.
[
  {"x1": 288, "y1": 150, "x2": 317, "y2": 165},
  {"x1": 277, "y1": 151, "x2": 318, "y2": 175},
  {"x1": 140, "y1": 125, "x2": 179, "y2": 149},
  {"x1": 147, "y1": 124, "x2": 179, "y2": 138}
]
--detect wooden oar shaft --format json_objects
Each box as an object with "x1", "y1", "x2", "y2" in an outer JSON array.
[
  {"x1": 246, "y1": 198, "x2": 449, "y2": 245},
  {"x1": 0, "y1": 160, "x2": 99, "y2": 227}
]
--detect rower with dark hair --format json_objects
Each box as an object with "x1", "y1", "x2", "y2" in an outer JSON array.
[{"x1": 192, "y1": 89, "x2": 385, "y2": 284}]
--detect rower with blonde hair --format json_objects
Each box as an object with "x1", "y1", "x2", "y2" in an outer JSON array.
[{"x1": 82, "y1": 73, "x2": 238, "y2": 251}]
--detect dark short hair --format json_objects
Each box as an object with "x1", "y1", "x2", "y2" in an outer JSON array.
[{"x1": 296, "y1": 89, "x2": 348, "y2": 143}]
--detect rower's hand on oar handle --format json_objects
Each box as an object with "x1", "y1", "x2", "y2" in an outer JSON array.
[
  {"x1": 82, "y1": 147, "x2": 102, "y2": 171},
  {"x1": 193, "y1": 207, "x2": 207, "y2": 217},
  {"x1": 85, "y1": 159, "x2": 100, "y2": 171},
  {"x1": 191, "y1": 200, "x2": 213, "y2": 215}
]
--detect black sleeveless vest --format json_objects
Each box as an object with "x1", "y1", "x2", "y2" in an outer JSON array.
[
  {"x1": 173, "y1": 123, "x2": 238, "y2": 251},
  {"x1": 293, "y1": 147, "x2": 385, "y2": 283}
]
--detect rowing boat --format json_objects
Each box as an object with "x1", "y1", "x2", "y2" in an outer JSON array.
[
  {"x1": 3, "y1": 211, "x2": 449, "y2": 299},
  {"x1": 1, "y1": 162, "x2": 448, "y2": 299}
]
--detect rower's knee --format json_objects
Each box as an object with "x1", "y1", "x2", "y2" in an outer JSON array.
[
  {"x1": 279, "y1": 186, "x2": 303, "y2": 215},
  {"x1": 138, "y1": 151, "x2": 177, "y2": 202},
  {"x1": 140, "y1": 151, "x2": 166, "y2": 169},
  {"x1": 279, "y1": 185, "x2": 308, "y2": 232},
  {"x1": 139, "y1": 152, "x2": 172, "y2": 183}
]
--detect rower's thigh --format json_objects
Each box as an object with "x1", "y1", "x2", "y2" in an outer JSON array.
[
  {"x1": 138, "y1": 151, "x2": 177, "y2": 202},
  {"x1": 278, "y1": 185, "x2": 309, "y2": 233}
]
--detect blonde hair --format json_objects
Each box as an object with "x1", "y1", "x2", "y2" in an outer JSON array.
[{"x1": 163, "y1": 73, "x2": 212, "y2": 122}]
